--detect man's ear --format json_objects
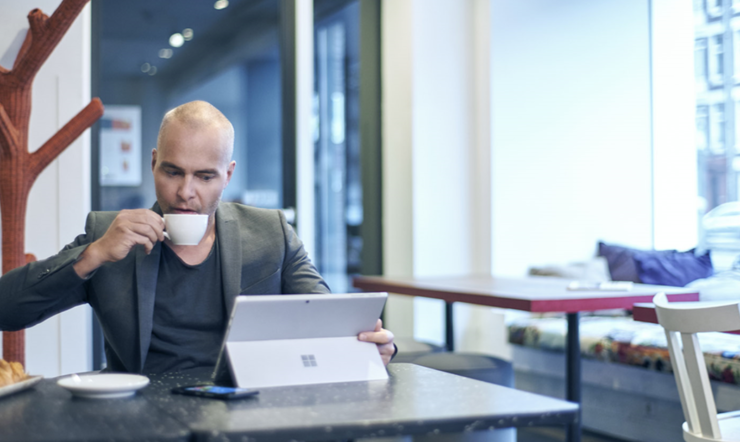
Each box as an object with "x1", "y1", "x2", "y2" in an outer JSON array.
[
  {"x1": 151, "y1": 148, "x2": 158, "y2": 172},
  {"x1": 224, "y1": 161, "x2": 236, "y2": 187}
]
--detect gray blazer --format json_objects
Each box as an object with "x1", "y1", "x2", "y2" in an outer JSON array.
[{"x1": 0, "y1": 202, "x2": 330, "y2": 373}]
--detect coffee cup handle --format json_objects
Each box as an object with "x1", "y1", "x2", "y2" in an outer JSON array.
[{"x1": 161, "y1": 217, "x2": 169, "y2": 241}]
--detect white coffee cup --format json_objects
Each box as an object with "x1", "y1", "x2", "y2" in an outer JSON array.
[{"x1": 163, "y1": 214, "x2": 208, "y2": 245}]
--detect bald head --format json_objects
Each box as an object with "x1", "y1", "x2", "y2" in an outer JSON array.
[
  {"x1": 151, "y1": 101, "x2": 237, "y2": 218},
  {"x1": 157, "y1": 100, "x2": 234, "y2": 164}
]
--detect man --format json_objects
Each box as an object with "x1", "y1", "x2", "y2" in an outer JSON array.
[{"x1": 0, "y1": 101, "x2": 395, "y2": 373}]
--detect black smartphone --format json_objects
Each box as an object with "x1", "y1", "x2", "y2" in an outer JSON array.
[{"x1": 171, "y1": 384, "x2": 259, "y2": 400}]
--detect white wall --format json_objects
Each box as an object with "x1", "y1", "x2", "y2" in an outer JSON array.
[{"x1": 0, "y1": 1, "x2": 92, "y2": 377}]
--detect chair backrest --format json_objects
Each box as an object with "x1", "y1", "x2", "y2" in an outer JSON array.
[{"x1": 653, "y1": 293, "x2": 740, "y2": 440}]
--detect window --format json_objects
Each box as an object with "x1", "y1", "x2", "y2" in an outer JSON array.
[
  {"x1": 696, "y1": 38, "x2": 709, "y2": 92},
  {"x1": 733, "y1": 19, "x2": 740, "y2": 83},
  {"x1": 710, "y1": 102, "x2": 726, "y2": 152},
  {"x1": 697, "y1": 105, "x2": 709, "y2": 151},
  {"x1": 313, "y1": 1, "x2": 361, "y2": 292},
  {"x1": 708, "y1": 0, "x2": 724, "y2": 19},
  {"x1": 695, "y1": 0, "x2": 707, "y2": 25},
  {"x1": 709, "y1": 33, "x2": 725, "y2": 86},
  {"x1": 696, "y1": 4, "x2": 738, "y2": 224}
]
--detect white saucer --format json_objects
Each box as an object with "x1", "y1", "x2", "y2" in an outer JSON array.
[
  {"x1": 0, "y1": 375, "x2": 43, "y2": 399},
  {"x1": 57, "y1": 373, "x2": 150, "y2": 399}
]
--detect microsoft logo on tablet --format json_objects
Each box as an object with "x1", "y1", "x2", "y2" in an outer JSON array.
[{"x1": 301, "y1": 355, "x2": 317, "y2": 367}]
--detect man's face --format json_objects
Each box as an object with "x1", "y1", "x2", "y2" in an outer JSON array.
[{"x1": 152, "y1": 121, "x2": 235, "y2": 218}]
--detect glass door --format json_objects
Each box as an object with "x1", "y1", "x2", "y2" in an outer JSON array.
[{"x1": 313, "y1": 0, "x2": 361, "y2": 292}]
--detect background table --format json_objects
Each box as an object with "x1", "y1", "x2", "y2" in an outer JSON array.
[
  {"x1": 634, "y1": 302, "x2": 740, "y2": 334},
  {"x1": 353, "y1": 274, "x2": 699, "y2": 442},
  {"x1": 632, "y1": 302, "x2": 662, "y2": 325},
  {"x1": 0, "y1": 364, "x2": 578, "y2": 442}
]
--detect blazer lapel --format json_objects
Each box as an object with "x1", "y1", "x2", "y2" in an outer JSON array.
[
  {"x1": 135, "y1": 243, "x2": 161, "y2": 373},
  {"x1": 218, "y1": 204, "x2": 242, "y2": 316}
]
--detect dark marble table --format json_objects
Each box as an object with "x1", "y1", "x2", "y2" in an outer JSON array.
[
  {"x1": 0, "y1": 374, "x2": 189, "y2": 441},
  {"x1": 0, "y1": 364, "x2": 578, "y2": 441}
]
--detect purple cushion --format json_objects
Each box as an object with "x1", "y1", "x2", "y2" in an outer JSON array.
[
  {"x1": 633, "y1": 248, "x2": 713, "y2": 287},
  {"x1": 597, "y1": 242, "x2": 643, "y2": 282}
]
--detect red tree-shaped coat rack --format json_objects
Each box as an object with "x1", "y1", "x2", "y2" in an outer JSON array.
[{"x1": 0, "y1": 0, "x2": 104, "y2": 365}]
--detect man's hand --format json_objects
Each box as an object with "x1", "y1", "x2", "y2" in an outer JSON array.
[
  {"x1": 358, "y1": 319, "x2": 395, "y2": 366},
  {"x1": 73, "y1": 209, "x2": 165, "y2": 278}
]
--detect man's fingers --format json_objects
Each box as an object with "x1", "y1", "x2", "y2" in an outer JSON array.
[
  {"x1": 358, "y1": 331, "x2": 384, "y2": 344},
  {"x1": 378, "y1": 342, "x2": 395, "y2": 354},
  {"x1": 118, "y1": 221, "x2": 154, "y2": 244},
  {"x1": 130, "y1": 220, "x2": 164, "y2": 245},
  {"x1": 359, "y1": 328, "x2": 394, "y2": 345},
  {"x1": 117, "y1": 209, "x2": 166, "y2": 233},
  {"x1": 358, "y1": 325, "x2": 395, "y2": 367},
  {"x1": 128, "y1": 230, "x2": 158, "y2": 254},
  {"x1": 111, "y1": 211, "x2": 165, "y2": 245},
  {"x1": 96, "y1": 210, "x2": 165, "y2": 262},
  {"x1": 126, "y1": 211, "x2": 165, "y2": 236},
  {"x1": 378, "y1": 342, "x2": 395, "y2": 365}
]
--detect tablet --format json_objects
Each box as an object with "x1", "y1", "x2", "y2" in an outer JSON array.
[{"x1": 212, "y1": 292, "x2": 389, "y2": 388}]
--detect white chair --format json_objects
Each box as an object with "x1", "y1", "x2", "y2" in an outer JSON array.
[{"x1": 654, "y1": 292, "x2": 740, "y2": 441}]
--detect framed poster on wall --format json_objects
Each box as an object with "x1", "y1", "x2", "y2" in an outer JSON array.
[{"x1": 99, "y1": 105, "x2": 141, "y2": 186}]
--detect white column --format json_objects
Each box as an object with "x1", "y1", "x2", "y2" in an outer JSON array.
[
  {"x1": 381, "y1": 0, "x2": 415, "y2": 339},
  {"x1": 382, "y1": 0, "x2": 488, "y2": 345},
  {"x1": 651, "y1": 0, "x2": 697, "y2": 250},
  {"x1": 295, "y1": 0, "x2": 316, "y2": 259}
]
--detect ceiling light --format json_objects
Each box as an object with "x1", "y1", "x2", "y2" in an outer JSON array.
[
  {"x1": 183, "y1": 28, "x2": 193, "y2": 41},
  {"x1": 141, "y1": 63, "x2": 151, "y2": 73},
  {"x1": 159, "y1": 48, "x2": 173, "y2": 59},
  {"x1": 214, "y1": 0, "x2": 229, "y2": 10},
  {"x1": 148, "y1": 66, "x2": 158, "y2": 76},
  {"x1": 169, "y1": 33, "x2": 184, "y2": 48}
]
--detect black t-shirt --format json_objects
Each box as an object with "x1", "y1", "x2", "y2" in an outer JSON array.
[{"x1": 142, "y1": 240, "x2": 225, "y2": 374}]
